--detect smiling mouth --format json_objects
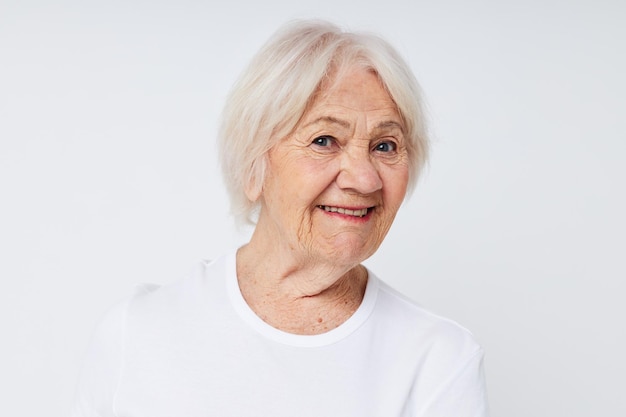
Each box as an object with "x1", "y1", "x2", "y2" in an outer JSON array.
[{"x1": 317, "y1": 205, "x2": 372, "y2": 218}]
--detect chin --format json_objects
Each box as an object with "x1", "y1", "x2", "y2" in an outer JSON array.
[{"x1": 319, "y1": 236, "x2": 377, "y2": 266}]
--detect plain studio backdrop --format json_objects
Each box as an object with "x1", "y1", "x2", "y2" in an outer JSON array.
[{"x1": 1, "y1": 1, "x2": 624, "y2": 416}]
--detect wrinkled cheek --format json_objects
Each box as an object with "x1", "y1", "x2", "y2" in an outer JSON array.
[
  {"x1": 370, "y1": 210, "x2": 398, "y2": 249},
  {"x1": 295, "y1": 210, "x2": 315, "y2": 249},
  {"x1": 372, "y1": 219, "x2": 391, "y2": 247}
]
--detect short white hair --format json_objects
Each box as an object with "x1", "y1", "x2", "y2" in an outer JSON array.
[{"x1": 218, "y1": 20, "x2": 429, "y2": 225}]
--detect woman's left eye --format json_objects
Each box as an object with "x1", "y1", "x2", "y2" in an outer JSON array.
[{"x1": 374, "y1": 141, "x2": 396, "y2": 152}]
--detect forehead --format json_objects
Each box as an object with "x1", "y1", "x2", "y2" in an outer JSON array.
[{"x1": 307, "y1": 67, "x2": 400, "y2": 116}]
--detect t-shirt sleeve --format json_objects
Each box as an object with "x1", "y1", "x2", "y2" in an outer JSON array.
[
  {"x1": 416, "y1": 348, "x2": 490, "y2": 417},
  {"x1": 69, "y1": 297, "x2": 128, "y2": 417}
]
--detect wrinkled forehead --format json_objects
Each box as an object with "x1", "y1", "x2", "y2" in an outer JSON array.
[{"x1": 304, "y1": 65, "x2": 402, "y2": 125}]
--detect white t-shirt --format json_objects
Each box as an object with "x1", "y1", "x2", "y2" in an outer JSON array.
[{"x1": 71, "y1": 252, "x2": 489, "y2": 417}]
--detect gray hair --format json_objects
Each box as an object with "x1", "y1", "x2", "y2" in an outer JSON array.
[{"x1": 218, "y1": 20, "x2": 429, "y2": 225}]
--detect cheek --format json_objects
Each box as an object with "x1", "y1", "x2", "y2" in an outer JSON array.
[
  {"x1": 265, "y1": 158, "x2": 333, "y2": 223},
  {"x1": 290, "y1": 157, "x2": 338, "y2": 195},
  {"x1": 382, "y1": 166, "x2": 410, "y2": 208},
  {"x1": 266, "y1": 155, "x2": 305, "y2": 196}
]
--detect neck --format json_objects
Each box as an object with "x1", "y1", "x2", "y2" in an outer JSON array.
[{"x1": 236, "y1": 235, "x2": 368, "y2": 335}]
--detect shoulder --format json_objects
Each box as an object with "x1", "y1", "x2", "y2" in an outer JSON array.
[
  {"x1": 127, "y1": 259, "x2": 216, "y2": 314},
  {"x1": 367, "y1": 276, "x2": 489, "y2": 415},
  {"x1": 71, "y1": 258, "x2": 226, "y2": 416},
  {"x1": 370, "y1": 275, "x2": 482, "y2": 360}
]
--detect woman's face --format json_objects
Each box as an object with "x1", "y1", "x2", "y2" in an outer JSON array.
[{"x1": 256, "y1": 66, "x2": 410, "y2": 267}]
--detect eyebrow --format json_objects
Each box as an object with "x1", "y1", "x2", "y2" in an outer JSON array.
[
  {"x1": 303, "y1": 116, "x2": 351, "y2": 129},
  {"x1": 372, "y1": 120, "x2": 404, "y2": 133},
  {"x1": 303, "y1": 116, "x2": 404, "y2": 133}
]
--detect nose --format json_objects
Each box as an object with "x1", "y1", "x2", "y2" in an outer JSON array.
[{"x1": 336, "y1": 151, "x2": 383, "y2": 195}]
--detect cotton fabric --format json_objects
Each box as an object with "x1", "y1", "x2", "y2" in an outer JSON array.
[{"x1": 71, "y1": 252, "x2": 489, "y2": 417}]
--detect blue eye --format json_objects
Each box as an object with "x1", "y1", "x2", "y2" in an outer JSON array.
[
  {"x1": 375, "y1": 142, "x2": 396, "y2": 152},
  {"x1": 312, "y1": 136, "x2": 334, "y2": 147}
]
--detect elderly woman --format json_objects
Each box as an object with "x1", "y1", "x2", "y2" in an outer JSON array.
[{"x1": 72, "y1": 20, "x2": 489, "y2": 417}]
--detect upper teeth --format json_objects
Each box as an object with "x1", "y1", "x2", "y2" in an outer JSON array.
[{"x1": 319, "y1": 206, "x2": 369, "y2": 217}]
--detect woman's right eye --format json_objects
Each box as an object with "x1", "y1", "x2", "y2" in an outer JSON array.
[{"x1": 311, "y1": 135, "x2": 334, "y2": 147}]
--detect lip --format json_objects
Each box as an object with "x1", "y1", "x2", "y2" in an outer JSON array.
[{"x1": 316, "y1": 205, "x2": 375, "y2": 219}]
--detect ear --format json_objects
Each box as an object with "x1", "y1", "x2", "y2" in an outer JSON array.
[
  {"x1": 244, "y1": 177, "x2": 263, "y2": 203},
  {"x1": 244, "y1": 155, "x2": 267, "y2": 203}
]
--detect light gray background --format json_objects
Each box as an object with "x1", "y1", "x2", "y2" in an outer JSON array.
[{"x1": 1, "y1": 1, "x2": 624, "y2": 416}]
